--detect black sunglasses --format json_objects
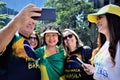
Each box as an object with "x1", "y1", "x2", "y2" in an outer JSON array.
[
  {"x1": 63, "y1": 34, "x2": 73, "y2": 40},
  {"x1": 29, "y1": 36, "x2": 37, "y2": 40}
]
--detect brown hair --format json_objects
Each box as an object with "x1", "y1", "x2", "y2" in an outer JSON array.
[{"x1": 90, "y1": 13, "x2": 120, "y2": 66}]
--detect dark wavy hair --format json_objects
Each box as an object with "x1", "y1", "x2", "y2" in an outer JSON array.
[
  {"x1": 41, "y1": 23, "x2": 62, "y2": 46},
  {"x1": 91, "y1": 13, "x2": 120, "y2": 66}
]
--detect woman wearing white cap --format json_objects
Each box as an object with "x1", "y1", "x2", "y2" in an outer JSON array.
[
  {"x1": 35, "y1": 23, "x2": 65, "y2": 80},
  {"x1": 83, "y1": 4, "x2": 120, "y2": 80}
]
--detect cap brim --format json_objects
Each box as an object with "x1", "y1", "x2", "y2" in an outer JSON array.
[
  {"x1": 87, "y1": 12, "x2": 106, "y2": 23},
  {"x1": 41, "y1": 30, "x2": 60, "y2": 37},
  {"x1": 88, "y1": 4, "x2": 120, "y2": 23}
]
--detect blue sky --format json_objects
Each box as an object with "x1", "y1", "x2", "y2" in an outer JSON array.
[{"x1": 1, "y1": 0, "x2": 46, "y2": 11}]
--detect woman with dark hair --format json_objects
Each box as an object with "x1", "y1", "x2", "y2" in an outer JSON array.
[
  {"x1": 83, "y1": 4, "x2": 120, "y2": 80},
  {"x1": 28, "y1": 23, "x2": 65, "y2": 80}
]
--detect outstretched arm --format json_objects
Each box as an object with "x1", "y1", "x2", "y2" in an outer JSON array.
[{"x1": 0, "y1": 4, "x2": 41, "y2": 52}]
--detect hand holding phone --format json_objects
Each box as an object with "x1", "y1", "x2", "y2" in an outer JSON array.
[
  {"x1": 32, "y1": 8, "x2": 56, "y2": 20},
  {"x1": 76, "y1": 57, "x2": 94, "y2": 75}
]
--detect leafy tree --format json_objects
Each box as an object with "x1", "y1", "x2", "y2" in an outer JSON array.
[
  {"x1": 0, "y1": 1, "x2": 11, "y2": 29},
  {"x1": 35, "y1": 21, "x2": 45, "y2": 34},
  {"x1": 44, "y1": 0, "x2": 98, "y2": 48},
  {"x1": 0, "y1": 14, "x2": 11, "y2": 28},
  {"x1": 0, "y1": 1, "x2": 6, "y2": 8}
]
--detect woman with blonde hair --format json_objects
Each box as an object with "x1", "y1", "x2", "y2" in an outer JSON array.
[{"x1": 62, "y1": 29, "x2": 93, "y2": 80}]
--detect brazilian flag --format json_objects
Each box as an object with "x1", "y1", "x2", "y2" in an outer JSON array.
[{"x1": 35, "y1": 46, "x2": 65, "y2": 80}]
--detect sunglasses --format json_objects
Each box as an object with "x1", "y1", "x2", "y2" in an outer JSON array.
[
  {"x1": 29, "y1": 36, "x2": 37, "y2": 40},
  {"x1": 63, "y1": 34, "x2": 73, "y2": 40}
]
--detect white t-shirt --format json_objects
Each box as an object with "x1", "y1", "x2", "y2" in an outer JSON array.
[{"x1": 94, "y1": 40, "x2": 120, "y2": 80}]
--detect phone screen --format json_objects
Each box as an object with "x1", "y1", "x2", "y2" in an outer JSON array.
[{"x1": 32, "y1": 8, "x2": 56, "y2": 21}]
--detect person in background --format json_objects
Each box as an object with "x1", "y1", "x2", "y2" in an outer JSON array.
[
  {"x1": 62, "y1": 29, "x2": 93, "y2": 80},
  {"x1": 28, "y1": 31, "x2": 40, "y2": 50},
  {"x1": 82, "y1": 4, "x2": 120, "y2": 80},
  {"x1": 0, "y1": 4, "x2": 41, "y2": 80}
]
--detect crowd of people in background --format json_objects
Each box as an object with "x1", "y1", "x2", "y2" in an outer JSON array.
[{"x1": 0, "y1": 3, "x2": 120, "y2": 80}]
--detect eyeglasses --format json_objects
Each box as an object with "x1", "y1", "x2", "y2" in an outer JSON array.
[
  {"x1": 63, "y1": 34, "x2": 73, "y2": 40},
  {"x1": 29, "y1": 36, "x2": 37, "y2": 40}
]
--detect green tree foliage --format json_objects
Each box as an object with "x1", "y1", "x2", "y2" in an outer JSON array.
[
  {"x1": 0, "y1": 1, "x2": 11, "y2": 29},
  {"x1": 0, "y1": 2, "x2": 6, "y2": 8},
  {"x1": 44, "y1": 0, "x2": 98, "y2": 48},
  {"x1": 35, "y1": 21, "x2": 45, "y2": 34},
  {"x1": 0, "y1": 14, "x2": 11, "y2": 28}
]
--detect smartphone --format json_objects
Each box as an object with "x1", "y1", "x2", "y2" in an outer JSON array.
[
  {"x1": 76, "y1": 57, "x2": 86, "y2": 66},
  {"x1": 32, "y1": 8, "x2": 56, "y2": 20},
  {"x1": 76, "y1": 57, "x2": 93, "y2": 73}
]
